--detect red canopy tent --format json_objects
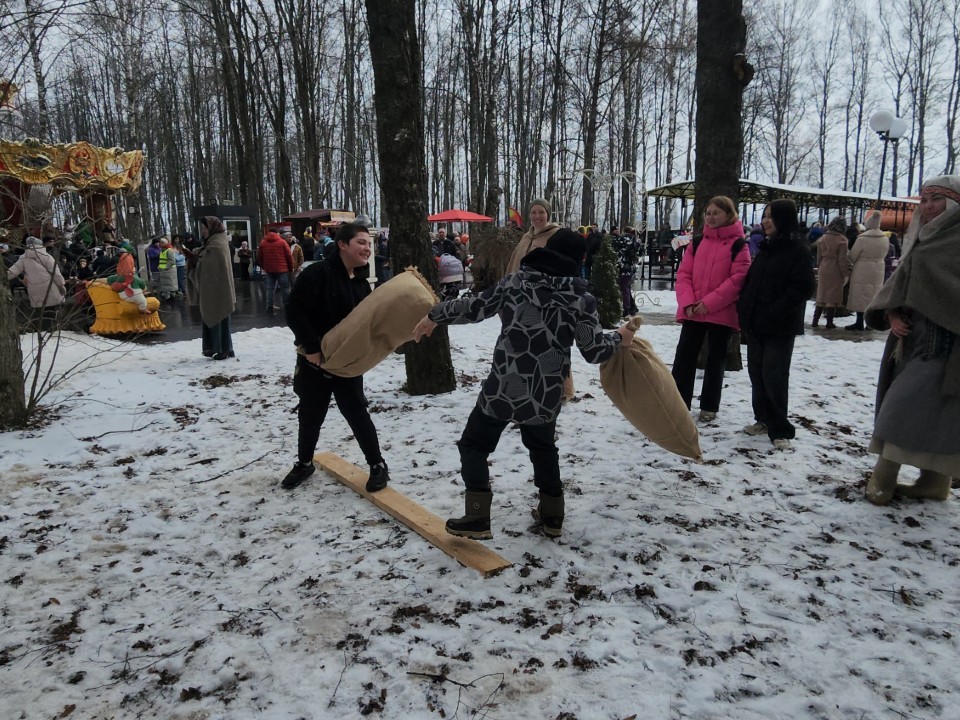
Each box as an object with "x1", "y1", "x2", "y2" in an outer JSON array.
[{"x1": 427, "y1": 209, "x2": 494, "y2": 223}]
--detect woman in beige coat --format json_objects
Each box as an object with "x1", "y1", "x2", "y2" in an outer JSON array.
[
  {"x1": 505, "y1": 199, "x2": 560, "y2": 274},
  {"x1": 6, "y1": 236, "x2": 66, "y2": 330},
  {"x1": 812, "y1": 216, "x2": 850, "y2": 328},
  {"x1": 844, "y1": 211, "x2": 889, "y2": 331}
]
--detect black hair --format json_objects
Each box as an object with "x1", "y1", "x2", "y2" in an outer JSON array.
[
  {"x1": 766, "y1": 199, "x2": 799, "y2": 240},
  {"x1": 335, "y1": 222, "x2": 370, "y2": 246}
]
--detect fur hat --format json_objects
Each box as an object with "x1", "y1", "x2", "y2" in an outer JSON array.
[
  {"x1": 25, "y1": 236, "x2": 42, "y2": 247},
  {"x1": 864, "y1": 212, "x2": 881, "y2": 231},
  {"x1": 529, "y1": 198, "x2": 552, "y2": 215}
]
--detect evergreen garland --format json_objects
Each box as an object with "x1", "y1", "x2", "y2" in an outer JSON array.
[{"x1": 590, "y1": 237, "x2": 623, "y2": 328}]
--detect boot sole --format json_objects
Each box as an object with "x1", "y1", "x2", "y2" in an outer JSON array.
[
  {"x1": 530, "y1": 509, "x2": 563, "y2": 538},
  {"x1": 445, "y1": 527, "x2": 493, "y2": 540}
]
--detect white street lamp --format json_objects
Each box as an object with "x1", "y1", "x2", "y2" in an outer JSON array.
[{"x1": 869, "y1": 110, "x2": 908, "y2": 205}]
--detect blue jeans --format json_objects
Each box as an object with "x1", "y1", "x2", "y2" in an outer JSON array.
[
  {"x1": 202, "y1": 316, "x2": 233, "y2": 356},
  {"x1": 265, "y1": 272, "x2": 289, "y2": 312}
]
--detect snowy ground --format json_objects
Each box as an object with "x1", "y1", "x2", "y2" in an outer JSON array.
[{"x1": 2, "y1": 290, "x2": 958, "y2": 720}]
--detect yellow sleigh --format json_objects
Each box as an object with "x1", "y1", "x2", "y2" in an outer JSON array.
[{"x1": 86, "y1": 279, "x2": 165, "y2": 335}]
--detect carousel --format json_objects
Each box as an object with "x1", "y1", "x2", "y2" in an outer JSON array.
[{"x1": 0, "y1": 137, "x2": 163, "y2": 334}]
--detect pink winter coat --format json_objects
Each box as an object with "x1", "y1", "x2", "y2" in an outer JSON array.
[{"x1": 675, "y1": 220, "x2": 751, "y2": 330}]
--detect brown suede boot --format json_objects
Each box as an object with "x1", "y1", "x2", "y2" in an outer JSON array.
[
  {"x1": 897, "y1": 470, "x2": 952, "y2": 501},
  {"x1": 865, "y1": 457, "x2": 900, "y2": 505}
]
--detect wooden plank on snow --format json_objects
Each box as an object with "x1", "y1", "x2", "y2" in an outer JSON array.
[{"x1": 314, "y1": 452, "x2": 512, "y2": 578}]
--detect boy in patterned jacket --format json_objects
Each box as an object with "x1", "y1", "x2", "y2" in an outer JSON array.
[{"x1": 412, "y1": 229, "x2": 635, "y2": 539}]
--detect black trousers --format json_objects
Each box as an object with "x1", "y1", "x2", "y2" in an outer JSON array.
[
  {"x1": 457, "y1": 405, "x2": 561, "y2": 496},
  {"x1": 746, "y1": 334, "x2": 796, "y2": 440},
  {"x1": 293, "y1": 356, "x2": 382, "y2": 467},
  {"x1": 671, "y1": 320, "x2": 732, "y2": 413}
]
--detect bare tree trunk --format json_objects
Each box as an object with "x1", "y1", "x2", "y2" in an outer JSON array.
[
  {"x1": 694, "y1": 0, "x2": 750, "y2": 225},
  {"x1": 365, "y1": 0, "x2": 455, "y2": 395},
  {"x1": 812, "y1": 3, "x2": 843, "y2": 188},
  {"x1": 0, "y1": 280, "x2": 27, "y2": 430},
  {"x1": 543, "y1": 0, "x2": 567, "y2": 203},
  {"x1": 579, "y1": 0, "x2": 611, "y2": 226},
  {"x1": 24, "y1": 0, "x2": 51, "y2": 139},
  {"x1": 944, "y1": 0, "x2": 960, "y2": 174}
]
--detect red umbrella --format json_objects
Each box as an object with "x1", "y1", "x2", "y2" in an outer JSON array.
[{"x1": 427, "y1": 209, "x2": 495, "y2": 223}]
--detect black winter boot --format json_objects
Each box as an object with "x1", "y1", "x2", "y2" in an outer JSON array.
[
  {"x1": 446, "y1": 490, "x2": 493, "y2": 539},
  {"x1": 845, "y1": 312, "x2": 865, "y2": 331},
  {"x1": 824, "y1": 308, "x2": 836, "y2": 329},
  {"x1": 812, "y1": 306, "x2": 822, "y2": 327},
  {"x1": 532, "y1": 492, "x2": 564, "y2": 538}
]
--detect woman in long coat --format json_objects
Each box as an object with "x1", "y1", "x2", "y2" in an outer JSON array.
[
  {"x1": 194, "y1": 216, "x2": 236, "y2": 360},
  {"x1": 863, "y1": 175, "x2": 960, "y2": 504},
  {"x1": 812, "y1": 216, "x2": 849, "y2": 328},
  {"x1": 844, "y1": 211, "x2": 888, "y2": 331},
  {"x1": 737, "y1": 199, "x2": 815, "y2": 450}
]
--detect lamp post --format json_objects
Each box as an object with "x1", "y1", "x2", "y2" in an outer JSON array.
[{"x1": 869, "y1": 110, "x2": 908, "y2": 206}]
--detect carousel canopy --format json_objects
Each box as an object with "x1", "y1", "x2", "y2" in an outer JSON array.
[{"x1": 0, "y1": 138, "x2": 144, "y2": 195}]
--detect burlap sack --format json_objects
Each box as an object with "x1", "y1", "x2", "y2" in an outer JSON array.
[
  {"x1": 600, "y1": 316, "x2": 703, "y2": 461},
  {"x1": 319, "y1": 267, "x2": 438, "y2": 377}
]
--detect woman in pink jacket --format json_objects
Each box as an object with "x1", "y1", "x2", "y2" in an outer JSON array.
[{"x1": 671, "y1": 196, "x2": 751, "y2": 422}]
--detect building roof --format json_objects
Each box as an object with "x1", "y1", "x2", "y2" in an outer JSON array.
[{"x1": 647, "y1": 179, "x2": 918, "y2": 211}]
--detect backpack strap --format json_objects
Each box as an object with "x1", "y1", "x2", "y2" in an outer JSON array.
[
  {"x1": 730, "y1": 237, "x2": 746, "y2": 262},
  {"x1": 692, "y1": 235, "x2": 745, "y2": 262}
]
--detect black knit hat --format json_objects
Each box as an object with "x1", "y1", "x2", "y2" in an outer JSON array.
[{"x1": 546, "y1": 228, "x2": 586, "y2": 273}]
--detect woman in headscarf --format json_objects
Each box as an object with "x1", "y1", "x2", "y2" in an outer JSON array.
[
  {"x1": 194, "y1": 216, "x2": 236, "y2": 360},
  {"x1": 812, "y1": 216, "x2": 850, "y2": 328},
  {"x1": 863, "y1": 175, "x2": 960, "y2": 504}
]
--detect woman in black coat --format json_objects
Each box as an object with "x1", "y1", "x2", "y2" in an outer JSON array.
[{"x1": 737, "y1": 199, "x2": 815, "y2": 449}]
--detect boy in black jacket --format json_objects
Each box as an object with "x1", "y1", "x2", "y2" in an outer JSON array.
[{"x1": 282, "y1": 223, "x2": 389, "y2": 492}]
